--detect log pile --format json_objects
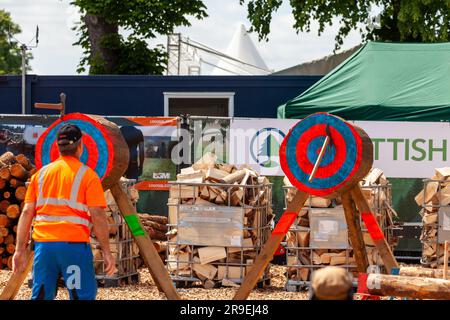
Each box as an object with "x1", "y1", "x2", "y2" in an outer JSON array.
[
  {"x1": 0, "y1": 152, "x2": 36, "y2": 270},
  {"x1": 137, "y1": 213, "x2": 168, "y2": 262},
  {"x1": 416, "y1": 167, "x2": 450, "y2": 267},
  {"x1": 167, "y1": 153, "x2": 273, "y2": 287},
  {"x1": 285, "y1": 167, "x2": 397, "y2": 282}
]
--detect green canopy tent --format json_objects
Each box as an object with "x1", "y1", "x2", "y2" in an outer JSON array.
[{"x1": 278, "y1": 42, "x2": 450, "y2": 121}]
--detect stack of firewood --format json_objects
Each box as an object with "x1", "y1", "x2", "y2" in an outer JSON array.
[
  {"x1": 138, "y1": 213, "x2": 168, "y2": 262},
  {"x1": 285, "y1": 167, "x2": 397, "y2": 281},
  {"x1": 167, "y1": 153, "x2": 273, "y2": 287},
  {"x1": 416, "y1": 167, "x2": 450, "y2": 267},
  {"x1": 0, "y1": 151, "x2": 36, "y2": 270},
  {"x1": 91, "y1": 181, "x2": 141, "y2": 275}
]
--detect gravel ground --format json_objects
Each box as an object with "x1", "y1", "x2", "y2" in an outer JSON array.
[
  {"x1": 1, "y1": 263, "x2": 421, "y2": 300},
  {"x1": 0, "y1": 265, "x2": 309, "y2": 300}
]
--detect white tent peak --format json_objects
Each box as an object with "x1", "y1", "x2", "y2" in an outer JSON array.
[{"x1": 211, "y1": 23, "x2": 270, "y2": 75}]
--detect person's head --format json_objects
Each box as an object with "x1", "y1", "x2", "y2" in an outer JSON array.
[
  {"x1": 56, "y1": 124, "x2": 83, "y2": 158},
  {"x1": 309, "y1": 266, "x2": 354, "y2": 300}
]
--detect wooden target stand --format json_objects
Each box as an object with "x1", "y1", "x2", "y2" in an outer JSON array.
[
  {"x1": 0, "y1": 94, "x2": 180, "y2": 300},
  {"x1": 234, "y1": 113, "x2": 398, "y2": 300}
]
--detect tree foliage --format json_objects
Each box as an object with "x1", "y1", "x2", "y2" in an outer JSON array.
[
  {"x1": 240, "y1": 0, "x2": 450, "y2": 50},
  {"x1": 71, "y1": 0, "x2": 207, "y2": 74},
  {"x1": 0, "y1": 9, "x2": 32, "y2": 75}
]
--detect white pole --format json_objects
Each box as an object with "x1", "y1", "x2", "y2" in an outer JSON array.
[{"x1": 21, "y1": 45, "x2": 26, "y2": 114}]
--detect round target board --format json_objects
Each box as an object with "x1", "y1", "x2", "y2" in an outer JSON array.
[
  {"x1": 35, "y1": 113, "x2": 129, "y2": 190},
  {"x1": 280, "y1": 112, "x2": 373, "y2": 198}
]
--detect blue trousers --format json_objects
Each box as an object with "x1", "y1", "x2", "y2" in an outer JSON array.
[{"x1": 31, "y1": 242, "x2": 97, "y2": 300}]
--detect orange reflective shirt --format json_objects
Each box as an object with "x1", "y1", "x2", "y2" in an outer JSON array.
[{"x1": 25, "y1": 156, "x2": 107, "y2": 242}]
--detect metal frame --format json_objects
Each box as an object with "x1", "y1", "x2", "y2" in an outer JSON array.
[
  {"x1": 283, "y1": 184, "x2": 395, "y2": 291},
  {"x1": 166, "y1": 181, "x2": 272, "y2": 287},
  {"x1": 420, "y1": 178, "x2": 450, "y2": 268},
  {"x1": 91, "y1": 179, "x2": 140, "y2": 287}
]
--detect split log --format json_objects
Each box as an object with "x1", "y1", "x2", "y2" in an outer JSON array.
[
  {"x1": 10, "y1": 164, "x2": 28, "y2": 180},
  {"x1": 220, "y1": 169, "x2": 246, "y2": 184},
  {"x1": 141, "y1": 220, "x2": 168, "y2": 233},
  {"x1": 230, "y1": 189, "x2": 243, "y2": 206},
  {"x1": 138, "y1": 214, "x2": 168, "y2": 225},
  {"x1": 199, "y1": 186, "x2": 210, "y2": 200},
  {"x1": 216, "y1": 164, "x2": 236, "y2": 174},
  {"x1": 205, "y1": 168, "x2": 229, "y2": 182},
  {"x1": 193, "y1": 262, "x2": 218, "y2": 280},
  {"x1": 176, "y1": 170, "x2": 204, "y2": 183},
  {"x1": 366, "y1": 273, "x2": 450, "y2": 300},
  {"x1": 435, "y1": 167, "x2": 450, "y2": 180},
  {"x1": 107, "y1": 215, "x2": 118, "y2": 236}
]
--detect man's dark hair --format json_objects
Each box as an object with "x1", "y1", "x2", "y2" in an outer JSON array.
[
  {"x1": 56, "y1": 124, "x2": 83, "y2": 157},
  {"x1": 58, "y1": 139, "x2": 81, "y2": 157}
]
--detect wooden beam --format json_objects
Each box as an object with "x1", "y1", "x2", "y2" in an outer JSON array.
[
  {"x1": 110, "y1": 183, "x2": 180, "y2": 300},
  {"x1": 444, "y1": 241, "x2": 449, "y2": 280},
  {"x1": 341, "y1": 191, "x2": 369, "y2": 272},
  {"x1": 399, "y1": 266, "x2": 450, "y2": 279},
  {"x1": 350, "y1": 185, "x2": 398, "y2": 273},
  {"x1": 233, "y1": 190, "x2": 309, "y2": 300},
  {"x1": 365, "y1": 273, "x2": 450, "y2": 300},
  {"x1": 0, "y1": 247, "x2": 34, "y2": 300}
]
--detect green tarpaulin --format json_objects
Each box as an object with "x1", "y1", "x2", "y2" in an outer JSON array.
[{"x1": 278, "y1": 42, "x2": 450, "y2": 121}]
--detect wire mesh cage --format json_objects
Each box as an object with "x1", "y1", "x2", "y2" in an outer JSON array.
[
  {"x1": 420, "y1": 178, "x2": 450, "y2": 268},
  {"x1": 91, "y1": 179, "x2": 140, "y2": 287},
  {"x1": 166, "y1": 181, "x2": 272, "y2": 288},
  {"x1": 283, "y1": 184, "x2": 396, "y2": 292}
]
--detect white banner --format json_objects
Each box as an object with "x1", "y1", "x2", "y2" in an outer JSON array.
[{"x1": 229, "y1": 118, "x2": 450, "y2": 178}]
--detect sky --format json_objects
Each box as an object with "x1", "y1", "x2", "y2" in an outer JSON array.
[{"x1": 2, "y1": 0, "x2": 363, "y2": 75}]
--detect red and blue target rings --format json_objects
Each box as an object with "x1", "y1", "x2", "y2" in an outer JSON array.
[
  {"x1": 280, "y1": 113, "x2": 373, "y2": 197},
  {"x1": 36, "y1": 113, "x2": 114, "y2": 181}
]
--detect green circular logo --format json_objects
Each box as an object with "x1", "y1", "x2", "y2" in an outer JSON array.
[{"x1": 250, "y1": 128, "x2": 286, "y2": 168}]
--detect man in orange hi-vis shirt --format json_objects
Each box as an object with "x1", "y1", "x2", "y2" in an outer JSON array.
[{"x1": 12, "y1": 124, "x2": 117, "y2": 300}]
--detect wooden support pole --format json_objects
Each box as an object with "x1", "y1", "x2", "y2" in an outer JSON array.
[
  {"x1": 350, "y1": 185, "x2": 399, "y2": 273},
  {"x1": 444, "y1": 241, "x2": 449, "y2": 280},
  {"x1": 0, "y1": 247, "x2": 34, "y2": 300},
  {"x1": 233, "y1": 190, "x2": 309, "y2": 300},
  {"x1": 109, "y1": 183, "x2": 180, "y2": 300},
  {"x1": 365, "y1": 273, "x2": 450, "y2": 300},
  {"x1": 341, "y1": 192, "x2": 369, "y2": 272}
]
